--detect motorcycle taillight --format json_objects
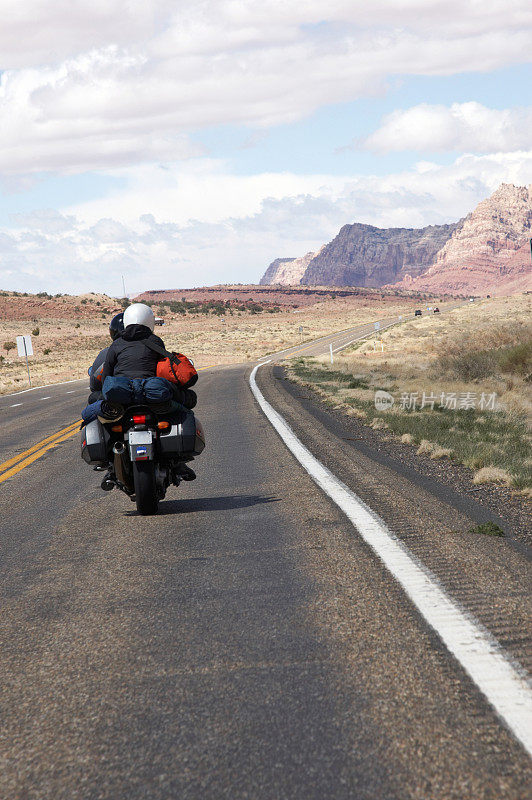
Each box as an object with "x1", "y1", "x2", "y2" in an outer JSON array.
[{"x1": 132, "y1": 414, "x2": 146, "y2": 424}]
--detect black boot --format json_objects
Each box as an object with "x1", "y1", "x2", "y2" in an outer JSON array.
[
  {"x1": 101, "y1": 470, "x2": 115, "y2": 491},
  {"x1": 176, "y1": 463, "x2": 196, "y2": 481}
]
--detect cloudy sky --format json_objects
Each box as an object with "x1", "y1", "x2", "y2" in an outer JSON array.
[{"x1": 1, "y1": 1, "x2": 531, "y2": 295}]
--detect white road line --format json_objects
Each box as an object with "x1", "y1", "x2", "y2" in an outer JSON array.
[
  {"x1": 265, "y1": 319, "x2": 393, "y2": 359},
  {"x1": 249, "y1": 364, "x2": 532, "y2": 757},
  {"x1": 10, "y1": 403, "x2": 23, "y2": 407},
  {"x1": 65, "y1": 390, "x2": 77, "y2": 394},
  {"x1": 0, "y1": 377, "x2": 85, "y2": 399},
  {"x1": 332, "y1": 320, "x2": 398, "y2": 353},
  {"x1": 40, "y1": 396, "x2": 52, "y2": 400}
]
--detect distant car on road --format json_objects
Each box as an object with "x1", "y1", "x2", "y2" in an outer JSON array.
[
  {"x1": 414, "y1": 309, "x2": 422, "y2": 316},
  {"x1": 154, "y1": 317, "x2": 165, "y2": 326},
  {"x1": 433, "y1": 307, "x2": 440, "y2": 313}
]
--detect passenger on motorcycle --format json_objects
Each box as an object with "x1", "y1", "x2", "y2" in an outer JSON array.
[
  {"x1": 100, "y1": 303, "x2": 196, "y2": 410},
  {"x1": 87, "y1": 312, "x2": 124, "y2": 403}
]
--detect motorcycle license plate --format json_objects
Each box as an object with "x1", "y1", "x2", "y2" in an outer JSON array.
[
  {"x1": 128, "y1": 430, "x2": 154, "y2": 461},
  {"x1": 129, "y1": 430, "x2": 153, "y2": 445}
]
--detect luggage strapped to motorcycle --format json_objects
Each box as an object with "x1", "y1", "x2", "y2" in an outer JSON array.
[{"x1": 142, "y1": 339, "x2": 198, "y2": 388}]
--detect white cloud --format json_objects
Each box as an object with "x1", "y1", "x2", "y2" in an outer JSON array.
[
  {"x1": 0, "y1": 2, "x2": 531, "y2": 173},
  {"x1": 66, "y1": 160, "x2": 350, "y2": 226},
  {"x1": 2, "y1": 1, "x2": 531, "y2": 69},
  {"x1": 0, "y1": 1, "x2": 175, "y2": 68},
  {"x1": 363, "y1": 102, "x2": 532, "y2": 153},
  {"x1": 2, "y1": 149, "x2": 531, "y2": 295}
]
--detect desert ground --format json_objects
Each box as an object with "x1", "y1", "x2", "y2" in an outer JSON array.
[
  {"x1": 0, "y1": 287, "x2": 431, "y2": 394},
  {"x1": 287, "y1": 294, "x2": 531, "y2": 495}
]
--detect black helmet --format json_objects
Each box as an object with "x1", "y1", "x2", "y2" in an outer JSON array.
[{"x1": 109, "y1": 312, "x2": 124, "y2": 340}]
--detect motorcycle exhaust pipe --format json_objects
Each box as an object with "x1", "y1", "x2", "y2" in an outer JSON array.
[{"x1": 113, "y1": 440, "x2": 134, "y2": 493}]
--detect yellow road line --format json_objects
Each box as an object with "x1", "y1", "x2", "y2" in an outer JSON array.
[{"x1": 0, "y1": 421, "x2": 80, "y2": 481}]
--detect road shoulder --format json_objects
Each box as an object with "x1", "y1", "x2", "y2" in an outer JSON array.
[{"x1": 255, "y1": 363, "x2": 532, "y2": 676}]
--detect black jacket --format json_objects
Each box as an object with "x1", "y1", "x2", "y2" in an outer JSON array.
[{"x1": 101, "y1": 325, "x2": 166, "y2": 381}]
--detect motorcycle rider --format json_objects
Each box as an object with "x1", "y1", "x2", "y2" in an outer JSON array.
[
  {"x1": 87, "y1": 312, "x2": 124, "y2": 403},
  {"x1": 101, "y1": 303, "x2": 165, "y2": 386},
  {"x1": 101, "y1": 302, "x2": 196, "y2": 480}
]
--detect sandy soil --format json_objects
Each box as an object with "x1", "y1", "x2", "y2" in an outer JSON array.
[{"x1": 0, "y1": 289, "x2": 426, "y2": 394}]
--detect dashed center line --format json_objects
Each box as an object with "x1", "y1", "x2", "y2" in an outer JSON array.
[
  {"x1": 10, "y1": 403, "x2": 23, "y2": 407},
  {"x1": 40, "y1": 396, "x2": 52, "y2": 400}
]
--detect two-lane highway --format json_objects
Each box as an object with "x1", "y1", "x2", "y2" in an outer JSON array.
[{"x1": 1, "y1": 303, "x2": 530, "y2": 799}]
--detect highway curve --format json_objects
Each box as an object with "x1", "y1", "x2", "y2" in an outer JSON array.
[{"x1": 0, "y1": 314, "x2": 530, "y2": 799}]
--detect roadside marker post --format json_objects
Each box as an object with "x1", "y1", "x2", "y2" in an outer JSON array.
[
  {"x1": 330, "y1": 343, "x2": 334, "y2": 364},
  {"x1": 16, "y1": 335, "x2": 33, "y2": 387},
  {"x1": 373, "y1": 321, "x2": 383, "y2": 352}
]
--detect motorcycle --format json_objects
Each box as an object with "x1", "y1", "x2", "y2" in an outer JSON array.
[{"x1": 81, "y1": 405, "x2": 205, "y2": 515}]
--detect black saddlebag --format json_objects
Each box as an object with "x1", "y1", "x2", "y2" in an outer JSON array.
[
  {"x1": 159, "y1": 412, "x2": 206, "y2": 461},
  {"x1": 81, "y1": 419, "x2": 109, "y2": 465}
]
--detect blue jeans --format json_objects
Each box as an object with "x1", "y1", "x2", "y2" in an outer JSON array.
[
  {"x1": 81, "y1": 398, "x2": 104, "y2": 423},
  {"x1": 102, "y1": 376, "x2": 173, "y2": 405}
]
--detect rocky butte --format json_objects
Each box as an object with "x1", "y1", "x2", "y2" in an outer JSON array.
[
  {"x1": 260, "y1": 183, "x2": 531, "y2": 295},
  {"x1": 259, "y1": 250, "x2": 323, "y2": 285},
  {"x1": 394, "y1": 183, "x2": 531, "y2": 295}
]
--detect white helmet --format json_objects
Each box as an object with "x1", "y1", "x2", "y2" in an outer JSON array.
[{"x1": 123, "y1": 303, "x2": 155, "y2": 331}]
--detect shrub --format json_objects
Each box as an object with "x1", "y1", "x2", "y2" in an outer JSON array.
[
  {"x1": 3, "y1": 341, "x2": 16, "y2": 352},
  {"x1": 438, "y1": 349, "x2": 497, "y2": 381},
  {"x1": 32, "y1": 327, "x2": 39, "y2": 336},
  {"x1": 75, "y1": 323, "x2": 80, "y2": 329},
  {"x1": 43, "y1": 348, "x2": 51, "y2": 355},
  {"x1": 468, "y1": 521, "x2": 504, "y2": 537},
  {"x1": 496, "y1": 340, "x2": 532, "y2": 375}
]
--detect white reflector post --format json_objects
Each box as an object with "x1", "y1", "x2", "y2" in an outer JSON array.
[{"x1": 16, "y1": 335, "x2": 33, "y2": 386}]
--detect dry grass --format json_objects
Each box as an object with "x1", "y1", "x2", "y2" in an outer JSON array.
[
  {"x1": 417, "y1": 439, "x2": 435, "y2": 454},
  {"x1": 472, "y1": 466, "x2": 513, "y2": 486},
  {"x1": 430, "y1": 446, "x2": 453, "y2": 459},
  {"x1": 371, "y1": 418, "x2": 388, "y2": 430},
  {"x1": 287, "y1": 294, "x2": 532, "y2": 494}
]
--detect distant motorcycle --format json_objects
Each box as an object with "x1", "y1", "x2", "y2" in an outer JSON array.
[{"x1": 81, "y1": 405, "x2": 205, "y2": 515}]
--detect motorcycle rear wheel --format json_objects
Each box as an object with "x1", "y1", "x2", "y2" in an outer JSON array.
[{"x1": 132, "y1": 461, "x2": 159, "y2": 515}]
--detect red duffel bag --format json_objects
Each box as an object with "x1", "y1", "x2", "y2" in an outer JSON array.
[
  {"x1": 157, "y1": 351, "x2": 198, "y2": 388},
  {"x1": 144, "y1": 341, "x2": 198, "y2": 388}
]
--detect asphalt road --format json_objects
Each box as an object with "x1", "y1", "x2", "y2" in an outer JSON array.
[{"x1": 1, "y1": 307, "x2": 530, "y2": 799}]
